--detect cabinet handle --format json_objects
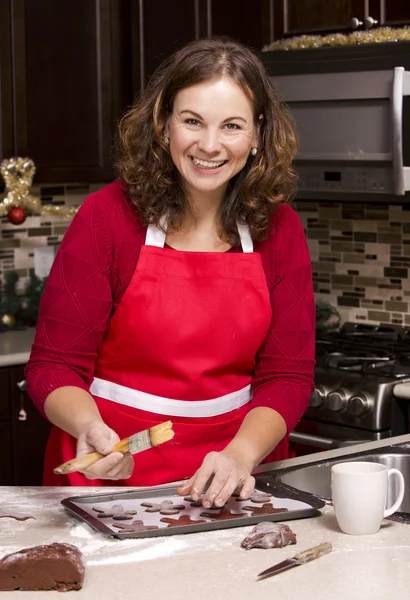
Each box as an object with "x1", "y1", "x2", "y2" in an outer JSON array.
[
  {"x1": 350, "y1": 17, "x2": 363, "y2": 29},
  {"x1": 16, "y1": 380, "x2": 27, "y2": 421},
  {"x1": 17, "y1": 380, "x2": 26, "y2": 391},
  {"x1": 365, "y1": 16, "x2": 378, "y2": 29}
]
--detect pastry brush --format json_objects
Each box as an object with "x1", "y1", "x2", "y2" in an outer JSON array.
[{"x1": 53, "y1": 420, "x2": 174, "y2": 475}]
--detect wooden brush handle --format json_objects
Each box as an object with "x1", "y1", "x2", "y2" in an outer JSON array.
[{"x1": 54, "y1": 438, "x2": 129, "y2": 475}]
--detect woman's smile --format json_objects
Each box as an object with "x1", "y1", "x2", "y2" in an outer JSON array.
[{"x1": 189, "y1": 156, "x2": 229, "y2": 171}]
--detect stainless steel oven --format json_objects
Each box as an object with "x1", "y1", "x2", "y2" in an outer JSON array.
[{"x1": 290, "y1": 322, "x2": 410, "y2": 457}]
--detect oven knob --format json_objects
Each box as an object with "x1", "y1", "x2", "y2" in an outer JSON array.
[
  {"x1": 326, "y1": 389, "x2": 348, "y2": 412},
  {"x1": 309, "y1": 386, "x2": 325, "y2": 408},
  {"x1": 348, "y1": 393, "x2": 371, "y2": 417}
]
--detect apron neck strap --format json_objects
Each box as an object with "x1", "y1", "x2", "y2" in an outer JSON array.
[{"x1": 145, "y1": 220, "x2": 253, "y2": 253}]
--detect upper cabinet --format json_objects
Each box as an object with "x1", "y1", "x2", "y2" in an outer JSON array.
[
  {"x1": 3, "y1": 1, "x2": 408, "y2": 185},
  {"x1": 131, "y1": 0, "x2": 273, "y2": 92},
  {"x1": 272, "y1": 0, "x2": 410, "y2": 38},
  {"x1": 0, "y1": 0, "x2": 132, "y2": 183}
]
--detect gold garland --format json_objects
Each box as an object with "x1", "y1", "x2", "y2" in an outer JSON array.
[
  {"x1": 263, "y1": 26, "x2": 410, "y2": 52},
  {"x1": 0, "y1": 157, "x2": 79, "y2": 219}
]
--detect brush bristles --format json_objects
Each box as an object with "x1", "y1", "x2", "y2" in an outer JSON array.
[{"x1": 149, "y1": 420, "x2": 174, "y2": 446}]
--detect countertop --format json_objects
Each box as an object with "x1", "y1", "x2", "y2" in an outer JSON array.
[
  {"x1": 0, "y1": 329, "x2": 35, "y2": 367},
  {"x1": 2, "y1": 435, "x2": 410, "y2": 600}
]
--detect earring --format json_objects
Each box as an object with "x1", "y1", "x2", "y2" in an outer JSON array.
[
  {"x1": 164, "y1": 136, "x2": 169, "y2": 145},
  {"x1": 251, "y1": 147, "x2": 257, "y2": 156}
]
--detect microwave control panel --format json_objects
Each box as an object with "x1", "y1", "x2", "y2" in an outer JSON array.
[{"x1": 297, "y1": 166, "x2": 393, "y2": 194}]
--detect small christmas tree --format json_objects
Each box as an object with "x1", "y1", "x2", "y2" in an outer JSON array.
[
  {"x1": 0, "y1": 270, "x2": 47, "y2": 330},
  {"x1": 19, "y1": 273, "x2": 47, "y2": 326}
]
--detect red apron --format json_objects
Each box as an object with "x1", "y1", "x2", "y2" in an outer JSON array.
[{"x1": 43, "y1": 221, "x2": 288, "y2": 486}]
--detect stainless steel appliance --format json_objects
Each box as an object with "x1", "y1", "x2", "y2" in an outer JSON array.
[
  {"x1": 260, "y1": 42, "x2": 410, "y2": 201},
  {"x1": 290, "y1": 322, "x2": 410, "y2": 455}
]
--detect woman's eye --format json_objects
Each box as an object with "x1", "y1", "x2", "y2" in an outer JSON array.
[
  {"x1": 224, "y1": 123, "x2": 240, "y2": 131},
  {"x1": 185, "y1": 119, "x2": 200, "y2": 126}
]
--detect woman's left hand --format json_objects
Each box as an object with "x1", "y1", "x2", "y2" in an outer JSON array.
[{"x1": 176, "y1": 450, "x2": 255, "y2": 508}]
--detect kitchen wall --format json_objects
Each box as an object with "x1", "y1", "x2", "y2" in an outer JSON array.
[
  {"x1": 1, "y1": 184, "x2": 409, "y2": 326},
  {"x1": 0, "y1": 183, "x2": 103, "y2": 292},
  {"x1": 294, "y1": 200, "x2": 410, "y2": 326}
]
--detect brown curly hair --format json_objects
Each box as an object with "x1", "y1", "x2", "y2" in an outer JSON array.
[{"x1": 115, "y1": 37, "x2": 298, "y2": 244}]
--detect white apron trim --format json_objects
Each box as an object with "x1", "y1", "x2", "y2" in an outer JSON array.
[
  {"x1": 145, "y1": 220, "x2": 254, "y2": 253},
  {"x1": 90, "y1": 377, "x2": 252, "y2": 418}
]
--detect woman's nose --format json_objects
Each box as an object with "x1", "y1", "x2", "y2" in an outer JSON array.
[{"x1": 197, "y1": 129, "x2": 222, "y2": 154}]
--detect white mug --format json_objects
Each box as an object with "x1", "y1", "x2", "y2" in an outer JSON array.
[{"x1": 331, "y1": 461, "x2": 405, "y2": 535}]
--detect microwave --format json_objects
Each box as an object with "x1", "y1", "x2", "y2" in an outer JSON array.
[{"x1": 261, "y1": 43, "x2": 410, "y2": 200}]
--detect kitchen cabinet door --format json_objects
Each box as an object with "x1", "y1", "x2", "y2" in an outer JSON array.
[
  {"x1": 376, "y1": 0, "x2": 410, "y2": 26},
  {"x1": 131, "y1": 0, "x2": 200, "y2": 93},
  {"x1": 0, "y1": 423, "x2": 13, "y2": 485},
  {"x1": 1, "y1": 0, "x2": 132, "y2": 183},
  {"x1": 273, "y1": 0, "x2": 366, "y2": 38},
  {"x1": 0, "y1": 1, "x2": 14, "y2": 170},
  {"x1": 209, "y1": 0, "x2": 272, "y2": 49},
  {"x1": 10, "y1": 366, "x2": 51, "y2": 486},
  {"x1": 132, "y1": 0, "x2": 274, "y2": 94}
]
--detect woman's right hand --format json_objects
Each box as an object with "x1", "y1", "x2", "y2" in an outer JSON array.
[{"x1": 76, "y1": 421, "x2": 134, "y2": 480}]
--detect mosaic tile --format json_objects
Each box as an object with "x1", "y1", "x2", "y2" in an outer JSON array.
[{"x1": 385, "y1": 301, "x2": 408, "y2": 312}]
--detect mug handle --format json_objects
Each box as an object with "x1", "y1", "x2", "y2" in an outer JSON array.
[{"x1": 384, "y1": 468, "x2": 405, "y2": 517}]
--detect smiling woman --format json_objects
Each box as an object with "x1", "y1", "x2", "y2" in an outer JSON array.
[{"x1": 25, "y1": 38, "x2": 315, "y2": 509}]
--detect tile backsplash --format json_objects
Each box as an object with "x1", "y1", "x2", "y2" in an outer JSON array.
[
  {"x1": 0, "y1": 183, "x2": 103, "y2": 292},
  {"x1": 294, "y1": 200, "x2": 410, "y2": 326},
  {"x1": 1, "y1": 183, "x2": 409, "y2": 326}
]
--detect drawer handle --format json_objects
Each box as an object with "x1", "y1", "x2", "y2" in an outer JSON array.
[{"x1": 16, "y1": 380, "x2": 27, "y2": 421}]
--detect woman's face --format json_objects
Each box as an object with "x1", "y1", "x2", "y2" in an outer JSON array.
[{"x1": 165, "y1": 77, "x2": 258, "y2": 202}]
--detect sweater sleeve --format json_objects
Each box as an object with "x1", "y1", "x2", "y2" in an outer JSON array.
[
  {"x1": 24, "y1": 190, "x2": 116, "y2": 417},
  {"x1": 250, "y1": 204, "x2": 316, "y2": 432}
]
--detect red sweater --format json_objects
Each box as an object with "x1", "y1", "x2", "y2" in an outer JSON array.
[{"x1": 25, "y1": 180, "x2": 315, "y2": 431}]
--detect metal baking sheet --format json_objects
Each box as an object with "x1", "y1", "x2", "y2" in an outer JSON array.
[{"x1": 61, "y1": 476, "x2": 325, "y2": 539}]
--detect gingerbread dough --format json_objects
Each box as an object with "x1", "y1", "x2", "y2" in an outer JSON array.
[
  {"x1": 200, "y1": 509, "x2": 248, "y2": 520},
  {"x1": 160, "y1": 515, "x2": 207, "y2": 527},
  {"x1": 113, "y1": 520, "x2": 159, "y2": 532},
  {"x1": 242, "y1": 503, "x2": 289, "y2": 516},
  {"x1": 241, "y1": 522, "x2": 297, "y2": 549},
  {"x1": 92, "y1": 505, "x2": 137, "y2": 520},
  {"x1": 0, "y1": 509, "x2": 35, "y2": 521},
  {"x1": 141, "y1": 500, "x2": 186, "y2": 515}
]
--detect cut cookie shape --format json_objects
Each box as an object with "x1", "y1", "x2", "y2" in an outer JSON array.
[
  {"x1": 200, "y1": 509, "x2": 248, "y2": 521},
  {"x1": 141, "y1": 500, "x2": 186, "y2": 515},
  {"x1": 0, "y1": 509, "x2": 35, "y2": 521},
  {"x1": 242, "y1": 503, "x2": 289, "y2": 516},
  {"x1": 113, "y1": 520, "x2": 159, "y2": 532},
  {"x1": 183, "y1": 495, "x2": 204, "y2": 507},
  {"x1": 92, "y1": 504, "x2": 137, "y2": 520},
  {"x1": 241, "y1": 522, "x2": 297, "y2": 549},
  {"x1": 160, "y1": 515, "x2": 207, "y2": 527}
]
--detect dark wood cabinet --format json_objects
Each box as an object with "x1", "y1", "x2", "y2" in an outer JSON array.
[
  {"x1": 378, "y1": 0, "x2": 410, "y2": 26},
  {"x1": 272, "y1": 1, "x2": 410, "y2": 39},
  {"x1": 132, "y1": 0, "x2": 274, "y2": 93},
  {"x1": 273, "y1": 0, "x2": 365, "y2": 38},
  {"x1": 0, "y1": 0, "x2": 133, "y2": 183},
  {"x1": 0, "y1": 365, "x2": 50, "y2": 485}
]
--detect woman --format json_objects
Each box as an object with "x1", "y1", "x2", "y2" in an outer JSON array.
[{"x1": 26, "y1": 38, "x2": 315, "y2": 508}]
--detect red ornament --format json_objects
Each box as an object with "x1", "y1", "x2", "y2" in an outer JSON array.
[{"x1": 7, "y1": 206, "x2": 27, "y2": 225}]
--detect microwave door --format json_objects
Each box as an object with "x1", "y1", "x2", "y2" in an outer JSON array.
[{"x1": 392, "y1": 67, "x2": 410, "y2": 195}]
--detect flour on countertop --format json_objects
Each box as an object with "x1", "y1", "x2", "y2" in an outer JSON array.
[{"x1": 67, "y1": 520, "x2": 246, "y2": 565}]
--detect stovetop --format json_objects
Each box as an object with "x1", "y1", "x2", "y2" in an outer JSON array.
[
  {"x1": 316, "y1": 322, "x2": 410, "y2": 378},
  {"x1": 308, "y1": 322, "x2": 410, "y2": 433}
]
